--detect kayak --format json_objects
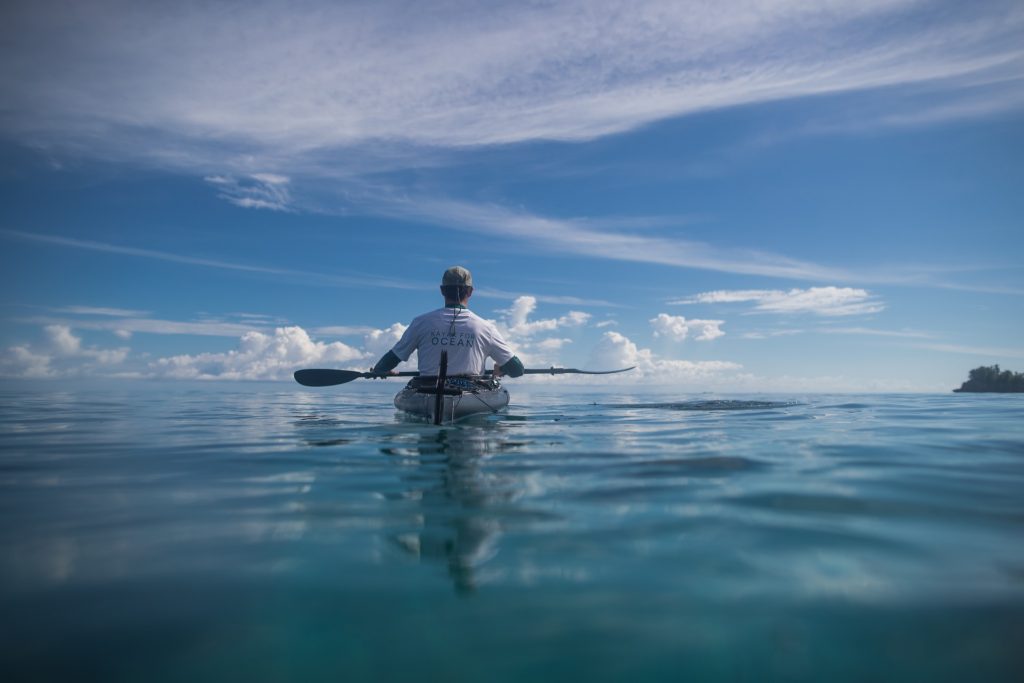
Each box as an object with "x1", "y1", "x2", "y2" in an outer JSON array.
[
  {"x1": 394, "y1": 376, "x2": 509, "y2": 422},
  {"x1": 294, "y1": 350, "x2": 632, "y2": 425}
]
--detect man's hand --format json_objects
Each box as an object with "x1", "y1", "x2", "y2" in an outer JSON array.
[{"x1": 492, "y1": 361, "x2": 503, "y2": 378}]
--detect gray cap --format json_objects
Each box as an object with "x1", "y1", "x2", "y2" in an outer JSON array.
[{"x1": 441, "y1": 266, "x2": 473, "y2": 287}]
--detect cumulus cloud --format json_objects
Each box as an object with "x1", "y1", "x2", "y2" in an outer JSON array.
[
  {"x1": 46, "y1": 324, "x2": 81, "y2": 355},
  {"x1": 1, "y1": 345, "x2": 56, "y2": 378},
  {"x1": 493, "y1": 296, "x2": 591, "y2": 366},
  {"x1": 151, "y1": 326, "x2": 365, "y2": 380},
  {"x1": 588, "y1": 331, "x2": 741, "y2": 383},
  {"x1": 1, "y1": 325, "x2": 130, "y2": 378},
  {"x1": 501, "y1": 296, "x2": 590, "y2": 336},
  {"x1": 533, "y1": 338, "x2": 573, "y2": 352},
  {"x1": 361, "y1": 323, "x2": 407, "y2": 357},
  {"x1": 674, "y1": 287, "x2": 884, "y2": 316},
  {"x1": 2, "y1": 321, "x2": 414, "y2": 380},
  {"x1": 650, "y1": 313, "x2": 725, "y2": 342}
]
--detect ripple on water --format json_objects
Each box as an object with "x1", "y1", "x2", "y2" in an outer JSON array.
[
  {"x1": 613, "y1": 455, "x2": 769, "y2": 478},
  {"x1": 606, "y1": 400, "x2": 801, "y2": 411}
]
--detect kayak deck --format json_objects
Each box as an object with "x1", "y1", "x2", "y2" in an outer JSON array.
[{"x1": 394, "y1": 376, "x2": 509, "y2": 423}]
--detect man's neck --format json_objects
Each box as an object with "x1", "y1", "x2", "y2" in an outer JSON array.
[{"x1": 444, "y1": 301, "x2": 468, "y2": 308}]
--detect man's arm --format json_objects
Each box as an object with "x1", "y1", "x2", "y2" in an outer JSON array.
[
  {"x1": 494, "y1": 355, "x2": 524, "y2": 378},
  {"x1": 372, "y1": 350, "x2": 401, "y2": 375}
]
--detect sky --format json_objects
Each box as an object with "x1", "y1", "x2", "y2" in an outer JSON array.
[{"x1": 1, "y1": 0, "x2": 1022, "y2": 391}]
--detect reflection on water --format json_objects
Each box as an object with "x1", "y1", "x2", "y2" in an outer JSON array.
[{"x1": 382, "y1": 427, "x2": 511, "y2": 594}]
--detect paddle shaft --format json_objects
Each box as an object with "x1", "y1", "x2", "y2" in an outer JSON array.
[{"x1": 294, "y1": 365, "x2": 635, "y2": 387}]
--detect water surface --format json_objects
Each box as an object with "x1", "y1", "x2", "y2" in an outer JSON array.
[{"x1": 1, "y1": 384, "x2": 1022, "y2": 681}]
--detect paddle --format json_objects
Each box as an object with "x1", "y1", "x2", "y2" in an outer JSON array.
[{"x1": 294, "y1": 366, "x2": 636, "y2": 387}]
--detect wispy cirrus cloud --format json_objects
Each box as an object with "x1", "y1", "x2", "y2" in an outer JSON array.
[
  {"x1": 911, "y1": 342, "x2": 1024, "y2": 359},
  {"x1": 820, "y1": 327, "x2": 932, "y2": 339},
  {"x1": 374, "y1": 196, "x2": 848, "y2": 281},
  {"x1": 205, "y1": 174, "x2": 293, "y2": 212},
  {"x1": 674, "y1": 287, "x2": 884, "y2": 316},
  {"x1": 2, "y1": 1, "x2": 1020, "y2": 169},
  {"x1": 51, "y1": 305, "x2": 151, "y2": 317},
  {"x1": 0, "y1": 229, "x2": 421, "y2": 292},
  {"x1": 2, "y1": 229, "x2": 623, "y2": 303},
  {"x1": 740, "y1": 326, "x2": 933, "y2": 340},
  {"x1": 24, "y1": 315, "x2": 262, "y2": 338}
]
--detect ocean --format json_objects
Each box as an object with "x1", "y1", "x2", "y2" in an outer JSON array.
[{"x1": 1, "y1": 382, "x2": 1022, "y2": 681}]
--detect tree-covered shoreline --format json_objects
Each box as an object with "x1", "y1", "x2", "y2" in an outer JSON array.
[{"x1": 954, "y1": 365, "x2": 1024, "y2": 393}]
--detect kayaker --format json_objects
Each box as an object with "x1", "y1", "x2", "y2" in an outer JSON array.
[{"x1": 371, "y1": 266, "x2": 525, "y2": 378}]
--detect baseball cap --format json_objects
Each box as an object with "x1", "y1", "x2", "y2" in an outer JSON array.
[{"x1": 441, "y1": 266, "x2": 473, "y2": 287}]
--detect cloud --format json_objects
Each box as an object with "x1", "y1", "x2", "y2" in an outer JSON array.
[
  {"x1": 500, "y1": 296, "x2": 590, "y2": 337},
  {"x1": 44, "y1": 325, "x2": 129, "y2": 365},
  {"x1": 46, "y1": 324, "x2": 81, "y2": 355},
  {"x1": 476, "y1": 289, "x2": 620, "y2": 307},
  {"x1": 205, "y1": 174, "x2": 293, "y2": 211},
  {"x1": 533, "y1": 338, "x2": 573, "y2": 353},
  {"x1": 675, "y1": 287, "x2": 884, "y2": 316},
  {"x1": 584, "y1": 329, "x2": 948, "y2": 390},
  {"x1": 313, "y1": 325, "x2": 378, "y2": 336},
  {"x1": 4, "y1": 231, "x2": 622, "y2": 304},
  {"x1": 3, "y1": 2, "x2": 1021, "y2": 296},
  {"x1": 820, "y1": 327, "x2": 932, "y2": 339},
  {"x1": 152, "y1": 326, "x2": 366, "y2": 380},
  {"x1": 26, "y1": 315, "x2": 263, "y2": 338},
  {"x1": 53, "y1": 305, "x2": 151, "y2": 317},
  {"x1": 0, "y1": 229, "x2": 424, "y2": 291},
  {"x1": 1, "y1": 321, "x2": 408, "y2": 380},
  {"x1": 490, "y1": 296, "x2": 591, "y2": 366},
  {"x1": 911, "y1": 342, "x2": 1024, "y2": 360},
  {"x1": 1, "y1": 325, "x2": 130, "y2": 378},
  {"x1": 377, "y1": 197, "x2": 849, "y2": 281},
  {"x1": 1, "y1": 345, "x2": 56, "y2": 378},
  {"x1": 2, "y1": 1, "x2": 1021, "y2": 166},
  {"x1": 650, "y1": 313, "x2": 725, "y2": 342},
  {"x1": 741, "y1": 329, "x2": 805, "y2": 340},
  {"x1": 361, "y1": 323, "x2": 408, "y2": 359},
  {"x1": 588, "y1": 331, "x2": 741, "y2": 383}
]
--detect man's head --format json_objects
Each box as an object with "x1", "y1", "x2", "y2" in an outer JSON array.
[{"x1": 440, "y1": 266, "x2": 473, "y2": 304}]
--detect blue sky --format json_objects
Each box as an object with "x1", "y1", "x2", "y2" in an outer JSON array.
[{"x1": 1, "y1": 0, "x2": 1022, "y2": 391}]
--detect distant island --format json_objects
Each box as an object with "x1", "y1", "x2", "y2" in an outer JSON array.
[{"x1": 954, "y1": 365, "x2": 1024, "y2": 393}]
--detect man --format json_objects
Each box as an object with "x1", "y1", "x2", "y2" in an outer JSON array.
[{"x1": 372, "y1": 266, "x2": 525, "y2": 378}]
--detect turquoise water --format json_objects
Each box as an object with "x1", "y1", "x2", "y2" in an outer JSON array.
[{"x1": 1, "y1": 383, "x2": 1023, "y2": 681}]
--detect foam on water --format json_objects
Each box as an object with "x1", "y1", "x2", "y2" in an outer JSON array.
[{"x1": 1, "y1": 384, "x2": 1023, "y2": 682}]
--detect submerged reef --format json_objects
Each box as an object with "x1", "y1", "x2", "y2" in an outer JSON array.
[{"x1": 954, "y1": 365, "x2": 1024, "y2": 393}]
